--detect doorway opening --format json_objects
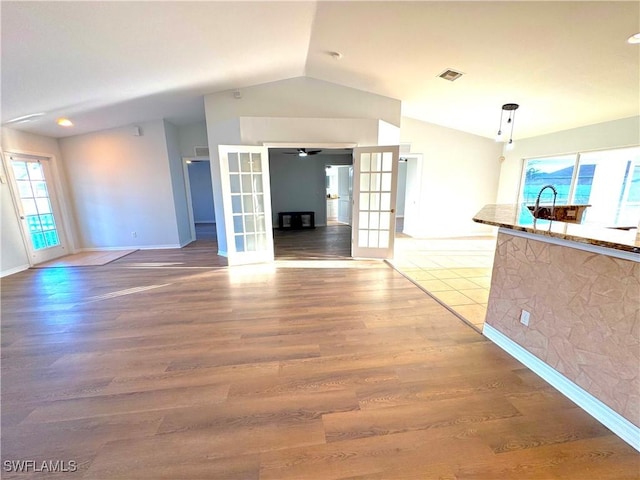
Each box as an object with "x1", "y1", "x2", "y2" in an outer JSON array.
[
  {"x1": 268, "y1": 147, "x2": 353, "y2": 260},
  {"x1": 325, "y1": 164, "x2": 352, "y2": 226},
  {"x1": 183, "y1": 157, "x2": 216, "y2": 242}
]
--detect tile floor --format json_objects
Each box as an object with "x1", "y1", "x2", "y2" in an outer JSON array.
[{"x1": 390, "y1": 236, "x2": 497, "y2": 331}]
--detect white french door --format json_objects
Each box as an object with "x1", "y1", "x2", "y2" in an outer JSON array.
[
  {"x1": 352, "y1": 146, "x2": 399, "y2": 259},
  {"x1": 218, "y1": 145, "x2": 274, "y2": 265},
  {"x1": 5, "y1": 153, "x2": 68, "y2": 264}
]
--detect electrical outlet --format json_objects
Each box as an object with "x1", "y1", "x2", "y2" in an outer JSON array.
[
  {"x1": 520, "y1": 309, "x2": 530, "y2": 326},
  {"x1": 131, "y1": 231, "x2": 137, "y2": 238}
]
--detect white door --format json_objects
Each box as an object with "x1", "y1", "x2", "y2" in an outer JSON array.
[
  {"x1": 352, "y1": 146, "x2": 399, "y2": 259},
  {"x1": 337, "y1": 166, "x2": 352, "y2": 225},
  {"x1": 218, "y1": 145, "x2": 274, "y2": 265},
  {"x1": 5, "y1": 153, "x2": 68, "y2": 264}
]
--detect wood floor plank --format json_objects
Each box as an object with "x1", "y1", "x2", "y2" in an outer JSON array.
[
  {"x1": 1, "y1": 229, "x2": 636, "y2": 479},
  {"x1": 322, "y1": 393, "x2": 522, "y2": 443}
]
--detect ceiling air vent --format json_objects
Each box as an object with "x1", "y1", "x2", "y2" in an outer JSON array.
[
  {"x1": 194, "y1": 146, "x2": 209, "y2": 157},
  {"x1": 438, "y1": 69, "x2": 464, "y2": 82}
]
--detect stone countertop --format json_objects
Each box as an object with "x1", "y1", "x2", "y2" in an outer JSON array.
[{"x1": 473, "y1": 204, "x2": 640, "y2": 254}]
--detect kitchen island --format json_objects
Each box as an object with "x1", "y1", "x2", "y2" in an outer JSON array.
[{"x1": 474, "y1": 204, "x2": 639, "y2": 450}]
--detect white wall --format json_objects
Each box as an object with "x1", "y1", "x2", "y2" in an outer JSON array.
[
  {"x1": 204, "y1": 118, "x2": 242, "y2": 256},
  {"x1": 205, "y1": 76, "x2": 401, "y2": 126},
  {"x1": 178, "y1": 122, "x2": 208, "y2": 158},
  {"x1": 163, "y1": 120, "x2": 192, "y2": 246},
  {"x1": 400, "y1": 117, "x2": 503, "y2": 238},
  {"x1": 1, "y1": 128, "x2": 77, "y2": 276},
  {"x1": 59, "y1": 120, "x2": 182, "y2": 249},
  {"x1": 497, "y1": 116, "x2": 640, "y2": 204},
  {"x1": 269, "y1": 152, "x2": 352, "y2": 226},
  {"x1": 240, "y1": 117, "x2": 380, "y2": 146}
]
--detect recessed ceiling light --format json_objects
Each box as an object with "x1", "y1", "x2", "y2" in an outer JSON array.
[
  {"x1": 628, "y1": 33, "x2": 640, "y2": 44},
  {"x1": 6, "y1": 112, "x2": 45, "y2": 124},
  {"x1": 57, "y1": 118, "x2": 73, "y2": 127}
]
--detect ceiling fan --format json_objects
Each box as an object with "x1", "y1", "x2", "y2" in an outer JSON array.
[{"x1": 284, "y1": 148, "x2": 322, "y2": 157}]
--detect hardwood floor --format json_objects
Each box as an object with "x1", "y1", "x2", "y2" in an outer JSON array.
[
  {"x1": 275, "y1": 225, "x2": 351, "y2": 260},
  {"x1": 1, "y1": 235, "x2": 638, "y2": 479}
]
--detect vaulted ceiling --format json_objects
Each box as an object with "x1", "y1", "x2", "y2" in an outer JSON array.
[{"x1": 2, "y1": 1, "x2": 639, "y2": 140}]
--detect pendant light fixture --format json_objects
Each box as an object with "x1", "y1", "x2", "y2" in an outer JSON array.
[{"x1": 495, "y1": 103, "x2": 519, "y2": 149}]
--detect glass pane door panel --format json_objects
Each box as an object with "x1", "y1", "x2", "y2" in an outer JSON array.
[
  {"x1": 246, "y1": 234, "x2": 256, "y2": 251},
  {"x1": 382, "y1": 152, "x2": 393, "y2": 171},
  {"x1": 370, "y1": 173, "x2": 381, "y2": 191},
  {"x1": 251, "y1": 153, "x2": 262, "y2": 172},
  {"x1": 12, "y1": 162, "x2": 28, "y2": 180},
  {"x1": 33, "y1": 181, "x2": 48, "y2": 197},
  {"x1": 230, "y1": 175, "x2": 241, "y2": 193},
  {"x1": 36, "y1": 198, "x2": 52, "y2": 214},
  {"x1": 380, "y1": 212, "x2": 391, "y2": 230},
  {"x1": 242, "y1": 195, "x2": 254, "y2": 213},
  {"x1": 371, "y1": 152, "x2": 381, "y2": 171},
  {"x1": 369, "y1": 193, "x2": 380, "y2": 209},
  {"x1": 241, "y1": 174, "x2": 253, "y2": 191},
  {"x1": 253, "y1": 175, "x2": 263, "y2": 193},
  {"x1": 240, "y1": 153, "x2": 252, "y2": 172},
  {"x1": 359, "y1": 212, "x2": 369, "y2": 228},
  {"x1": 360, "y1": 174, "x2": 370, "y2": 190},
  {"x1": 254, "y1": 194, "x2": 265, "y2": 213},
  {"x1": 23, "y1": 198, "x2": 38, "y2": 215},
  {"x1": 233, "y1": 215, "x2": 244, "y2": 233},
  {"x1": 231, "y1": 195, "x2": 242, "y2": 213},
  {"x1": 244, "y1": 216, "x2": 255, "y2": 232},
  {"x1": 10, "y1": 160, "x2": 61, "y2": 252},
  {"x1": 381, "y1": 173, "x2": 392, "y2": 191},
  {"x1": 359, "y1": 193, "x2": 369, "y2": 210},
  {"x1": 235, "y1": 235, "x2": 244, "y2": 252},
  {"x1": 360, "y1": 153, "x2": 371, "y2": 172},
  {"x1": 27, "y1": 162, "x2": 44, "y2": 179},
  {"x1": 380, "y1": 193, "x2": 391, "y2": 210},
  {"x1": 228, "y1": 153, "x2": 239, "y2": 172},
  {"x1": 17, "y1": 181, "x2": 32, "y2": 198}
]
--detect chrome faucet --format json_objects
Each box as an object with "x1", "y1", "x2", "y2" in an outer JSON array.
[{"x1": 534, "y1": 184, "x2": 558, "y2": 221}]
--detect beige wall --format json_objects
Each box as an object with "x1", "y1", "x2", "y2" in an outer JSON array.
[{"x1": 485, "y1": 231, "x2": 639, "y2": 426}]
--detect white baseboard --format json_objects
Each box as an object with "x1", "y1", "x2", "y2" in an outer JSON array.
[
  {"x1": 1, "y1": 264, "x2": 30, "y2": 278},
  {"x1": 80, "y1": 244, "x2": 181, "y2": 252},
  {"x1": 483, "y1": 323, "x2": 640, "y2": 451}
]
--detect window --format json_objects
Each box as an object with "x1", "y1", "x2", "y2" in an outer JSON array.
[{"x1": 520, "y1": 146, "x2": 640, "y2": 227}]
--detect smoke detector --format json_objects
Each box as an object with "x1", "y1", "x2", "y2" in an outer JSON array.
[{"x1": 438, "y1": 69, "x2": 464, "y2": 82}]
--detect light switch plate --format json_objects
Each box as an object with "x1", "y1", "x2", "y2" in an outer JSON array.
[{"x1": 520, "y1": 309, "x2": 531, "y2": 326}]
